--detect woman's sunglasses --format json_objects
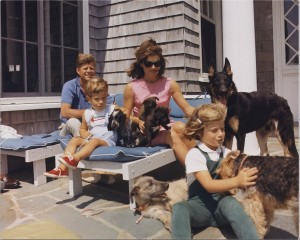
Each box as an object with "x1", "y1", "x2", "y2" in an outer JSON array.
[{"x1": 143, "y1": 60, "x2": 162, "y2": 68}]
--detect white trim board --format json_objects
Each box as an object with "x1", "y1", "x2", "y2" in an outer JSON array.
[{"x1": 0, "y1": 97, "x2": 61, "y2": 112}]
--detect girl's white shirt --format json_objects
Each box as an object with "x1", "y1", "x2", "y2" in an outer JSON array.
[{"x1": 185, "y1": 141, "x2": 231, "y2": 186}]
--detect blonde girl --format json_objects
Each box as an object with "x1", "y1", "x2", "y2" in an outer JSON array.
[{"x1": 171, "y1": 103, "x2": 259, "y2": 239}]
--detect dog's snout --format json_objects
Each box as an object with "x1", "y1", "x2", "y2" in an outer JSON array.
[
  {"x1": 219, "y1": 90, "x2": 228, "y2": 96},
  {"x1": 219, "y1": 83, "x2": 228, "y2": 94},
  {"x1": 111, "y1": 120, "x2": 119, "y2": 129}
]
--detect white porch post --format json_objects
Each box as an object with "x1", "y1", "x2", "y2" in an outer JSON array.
[
  {"x1": 222, "y1": 0, "x2": 260, "y2": 155},
  {"x1": 82, "y1": 1, "x2": 90, "y2": 53}
]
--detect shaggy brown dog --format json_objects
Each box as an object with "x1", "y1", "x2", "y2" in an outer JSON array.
[
  {"x1": 130, "y1": 176, "x2": 188, "y2": 231},
  {"x1": 216, "y1": 150, "x2": 299, "y2": 238},
  {"x1": 208, "y1": 58, "x2": 298, "y2": 158}
]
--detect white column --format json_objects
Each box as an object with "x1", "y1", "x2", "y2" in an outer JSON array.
[
  {"x1": 222, "y1": 0, "x2": 260, "y2": 155},
  {"x1": 82, "y1": 1, "x2": 90, "y2": 53}
]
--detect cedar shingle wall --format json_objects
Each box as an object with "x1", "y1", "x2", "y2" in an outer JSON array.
[
  {"x1": 89, "y1": 0, "x2": 202, "y2": 94},
  {"x1": 254, "y1": 0, "x2": 275, "y2": 93},
  {"x1": 1, "y1": 109, "x2": 60, "y2": 136}
]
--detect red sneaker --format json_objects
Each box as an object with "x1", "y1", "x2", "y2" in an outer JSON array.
[
  {"x1": 44, "y1": 167, "x2": 68, "y2": 178},
  {"x1": 58, "y1": 153, "x2": 78, "y2": 170}
]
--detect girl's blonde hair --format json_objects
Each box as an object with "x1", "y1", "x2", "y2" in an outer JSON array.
[
  {"x1": 184, "y1": 103, "x2": 227, "y2": 141},
  {"x1": 85, "y1": 76, "x2": 108, "y2": 97}
]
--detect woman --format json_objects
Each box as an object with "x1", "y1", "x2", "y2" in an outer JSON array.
[{"x1": 124, "y1": 38, "x2": 195, "y2": 165}]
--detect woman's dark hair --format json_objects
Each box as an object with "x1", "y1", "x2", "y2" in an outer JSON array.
[{"x1": 126, "y1": 38, "x2": 166, "y2": 79}]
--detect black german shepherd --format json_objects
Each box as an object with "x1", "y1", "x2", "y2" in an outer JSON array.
[{"x1": 208, "y1": 58, "x2": 298, "y2": 158}]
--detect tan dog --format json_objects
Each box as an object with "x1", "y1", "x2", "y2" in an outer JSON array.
[
  {"x1": 130, "y1": 176, "x2": 188, "y2": 230},
  {"x1": 216, "y1": 150, "x2": 298, "y2": 238}
]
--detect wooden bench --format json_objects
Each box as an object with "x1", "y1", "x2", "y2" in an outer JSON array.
[
  {"x1": 60, "y1": 94, "x2": 211, "y2": 209},
  {"x1": 1, "y1": 144, "x2": 63, "y2": 186},
  {"x1": 62, "y1": 148, "x2": 176, "y2": 210}
]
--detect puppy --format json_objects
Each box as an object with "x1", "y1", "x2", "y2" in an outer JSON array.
[
  {"x1": 108, "y1": 109, "x2": 147, "y2": 147},
  {"x1": 216, "y1": 150, "x2": 299, "y2": 238},
  {"x1": 130, "y1": 176, "x2": 188, "y2": 231},
  {"x1": 144, "y1": 106, "x2": 171, "y2": 144},
  {"x1": 139, "y1": 96, "x2": 159, "y2": 123},
  {"x1": 208, "y1": 58, "x2": 298, "y2": 158},
  {"x1": 153, "y1": 106, "x2": 171, "y2": 131},
  {"x1": 140, "y1": 97, "x2": 171, "y2": 146}
]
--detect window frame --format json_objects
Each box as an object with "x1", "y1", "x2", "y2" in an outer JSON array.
[
  {"x1": 0, "y1": 0, "x2": 83, "y2": 99},
  {"x1": 199, "y1": 0, "x2": 222, "y2": 82}
]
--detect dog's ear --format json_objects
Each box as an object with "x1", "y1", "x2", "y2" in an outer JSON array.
[
  {"x1": 230, "y1": 150, "x2": 240, "y2": 159},
  {"x1": 224, "y1": 150, "x2": 240, "y2": 161},
  {"x1": 223, "y1": 58, "x2": 232, "y2": 75},
  {"x1": 119, "y1": 111, "x2": 127, "y2": 126},
  {"x1": 217, "y1": 151, "x2": 238, "y2": 179},
  {"x1": 130, "y1": 186, "x2": 140, "y2": 197},
  {"x1": 107, "y1": 113, "x2": 113, "y2": 130},
  {"x1": 208, "y1": 58, "x2": 216, "y2": 79}
]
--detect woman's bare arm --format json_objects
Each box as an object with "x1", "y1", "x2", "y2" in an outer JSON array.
[
  {"x1": 123, "y1": 83, "x2": 144, "y2": 129},
  {"x1": 170, "y1": 80, "x2": 195, "y2": 117}
]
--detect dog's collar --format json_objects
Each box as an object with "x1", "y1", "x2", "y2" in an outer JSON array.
[{"x1": 238, "y1": 154, "x2": 248, "y2": 171}]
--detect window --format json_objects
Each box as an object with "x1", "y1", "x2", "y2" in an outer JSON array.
[
  {"x1": 284, "y1": 0, "x2": 299, "y2": 65},
  {"x1": 1, "y1": 0, "x2": 82, "y2": 97},
  {"x1": 200, "y1": 0, "x2": 222, "y2": 74}
]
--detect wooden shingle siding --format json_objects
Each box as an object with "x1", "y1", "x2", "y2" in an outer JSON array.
[
  {"x1": 89, "y1": 0, "x2": 202, "y2": 94},
  {"x1": 1, "y1": 109, "x2": 60, "y2": 136}
]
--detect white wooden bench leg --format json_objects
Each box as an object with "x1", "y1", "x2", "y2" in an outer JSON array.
[
  {"x1": 32, "y1": 159, "x2": 47, "y2": 186},
  {"x1": 128, "y1": 178, "x2": 136, "y2": 211},
  {"x1": 55, "y1": 154, "x2": 61, "y2": 168},
  {"x1": 69, "y1": 168, "x2": 82, "y2": 197},
  {"x1": 0, "y1": 154, "x2": 8, "y2": 174}
]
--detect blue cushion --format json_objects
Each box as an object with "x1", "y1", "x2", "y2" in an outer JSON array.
[
  {"x1": 107, "y1": 95, "x2": 115, "y2": 104},
  {"x1": 169, "y1": 96, "x2": 211, "y2": 118},
  {"x1": 0, "y1": 130, "x2": 61, "y2": 151},
  {"x1": 60, "y1": 136, "x2": 167, "y2": 162},
  {"x1": 57, "y1": 94, "x2": 210, "y2": 162},
  {"x1": 114, "y1": 93, "x2": 124, "y2": 107}
]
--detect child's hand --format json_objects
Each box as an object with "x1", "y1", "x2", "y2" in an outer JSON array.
[
  {"x1": 236, "y1": 167, "x2": 258, "y2": 188},
  {"x1": 138, "y1": 119, "x2": 145, "y2": 133}
]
